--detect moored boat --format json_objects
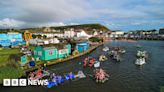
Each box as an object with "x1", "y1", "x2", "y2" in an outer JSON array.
[
  {"x1": 103, "y1": 47, "x2": 109, "y2": 52},
  {"x1": 118, "y1": 49, "x2": 126, "y2": 54},
  {"x1": 136, "y1": 50, "x2": 148, "y2": 58},
  {"x1": 136, "y1": 45, "x2": 142, "y2": 48},
  {"x1": 135, "y1": 58, "x2": 146, "y2": 65},
  {"x1": 108, "y1": 50, "x2": 115, "y2": 57},
  {"x1": 113, "y1": 54, "x2": 121, "y2": 62},
  {"x1": 94, "y1": 61, "x2": 100, "y2": 68},
  {"x1": 99, "y1": 55, "x2": 107, "y2": 61}
]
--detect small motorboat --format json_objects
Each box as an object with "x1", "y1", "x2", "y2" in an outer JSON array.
[
  {"x1": 118, "y1": 49, "x2": 126, "y2": 54},
  {"x1": 94, "y1": 61, "x2": 100, "y2": 68},
  {"x1": 108, "y1": 50, "x2": 115, "y2": 57},
  {"x1": 113, "y1": 54, "x2": 121, "y2": 62},
  {"x1": 99, "y1": 55, "x2": 107, "y2": 61},
  {"x1": 135, "y1": 58, "x2": 146, "y2": 65},
  {"x1": 103, "y1": 47, "x2": 109, "y2": 52},
  {"x1": 136, "y1": 45, "x2": 142, "y2": 48},
  {"x1": 136, "y1": 51, "x2": 148, "y2": 58}
]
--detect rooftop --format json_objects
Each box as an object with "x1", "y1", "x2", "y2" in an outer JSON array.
[{"x1": 40, "y1": 43, "x2": 69, "y2": 50}]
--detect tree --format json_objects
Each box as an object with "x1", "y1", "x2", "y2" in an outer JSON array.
[
  {"x1": 89, "y1": 37, "x2": 101, "y2": 42},
  {"x1": 37, "y1": 35, "x2": 42, "y2": 39},
  {"x1": 43, "y1": 35, "x2": 47, "y2": 39},
  {"x1": 32, "y1": 34, "x2": 37, "y2": 39}
]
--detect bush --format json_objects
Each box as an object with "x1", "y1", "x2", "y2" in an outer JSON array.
[
  {"x1": 89, "y1": 37, "x2": 102, "y2": 42},
  {"x1": 0, "y1": 66, "x2": 25, "y2": 84}
]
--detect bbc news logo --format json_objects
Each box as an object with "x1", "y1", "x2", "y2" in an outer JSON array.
[{"x1": 3, "y1": 79, "x2": 48, "y2": 86}]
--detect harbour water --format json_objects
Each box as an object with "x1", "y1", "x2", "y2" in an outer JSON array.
[{"x1": 1, "y1": 41, "x2": 164, "y2": 92}]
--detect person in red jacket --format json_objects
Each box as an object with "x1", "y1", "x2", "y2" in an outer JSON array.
[{"x1": 83, "y1": 57, "x2": 88, "y2": 67}]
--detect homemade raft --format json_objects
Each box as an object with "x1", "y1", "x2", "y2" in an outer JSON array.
[
  {"x1": 28, "y1": 69, "x2": 50, "y2": 80},
  {"x1": 47, "y1": 71, "x2": 86, "y2": 88},
  {"x1": 94, "y1": 68, "x2": 109, "y2": 83},
  {"x1": 83, "y1": 57, "x2": 96, "y2": 68}
]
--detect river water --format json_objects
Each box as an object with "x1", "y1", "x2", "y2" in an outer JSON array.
[{"x1": 1, "y1": 41, "x2": 164, "y2": 92}]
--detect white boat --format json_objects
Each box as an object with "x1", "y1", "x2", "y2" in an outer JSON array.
[
  {"x1": 135, "y1": 58, "x2": 146, "y2": 65},
  {"x1": 94, "y1": 61, "x2": 100, "y2": 68},
  {"x1": 75, "y1": 70, "x2": 86, "y2": 78},
  {"x1": 113, "y1": 53, "x2": 121, "y2": 61},
  {"x1": 108, "y1": 50, "x2": 114, "y2": 57},
  {"x1": 103, "y1": 47, "x2": 109, "y2": 52},
  {"x1": 99, "y1": 55, "x2": 107, "y2": 61},
  {"x1": 119, "y1": 49, "x2": 126, "y2": 54},
  {"x1": 137, "y1": 51, "x2": 148, "y2": 58}
]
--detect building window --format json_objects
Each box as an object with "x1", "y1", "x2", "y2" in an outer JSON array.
[
  {"x1": 34, "y1": 51, "x2": 36, "y2": 55},
  {"x1": 38, "y1": 51, "x2": 42, "y2": 56},
  {"x1": 59, "y1": 49, "x2": 68, "y2": 54},
  {"x1": 49, "y1": 51, "x2": 54, "y2": 55}
]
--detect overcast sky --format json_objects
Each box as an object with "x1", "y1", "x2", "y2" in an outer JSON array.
[{"x1": 0, "y1": 0, "x2": 164, "y2": 31}]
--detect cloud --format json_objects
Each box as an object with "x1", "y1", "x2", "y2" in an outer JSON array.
[
  {"x1": 147, "y1": 0, "x2": 164, "y2": 4},
  {"x1": 0, "y1": 0, "x2": 163, "y2": 30},
  {"x1": 0, "y1": 0, "x2": 91, "y2": 23},
  {"x1": 0, "y1": 18, "x2": 25, "y2": 28}
]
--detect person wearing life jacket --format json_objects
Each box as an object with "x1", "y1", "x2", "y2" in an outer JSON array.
[
  {"x1": 65, "y1": 74, "x2": 70, "y2": 80},
  {"x1": 83, "y1": 57, "x2": 88, "y2": 67},
  {"x1": 29, "y1": 72, "x2": 35, "y2": 80},
  {"x1": 95, "y1": 69, "x2": 100, "y2": 81},
  {"x1": 89, "y1": 58, "x2": 95, "y2": 67},
  {"x1": 43, "y1": 63, "x2": 47, "y2": 71},
  {"x1": 89, "y1": 60, "x2": 93, "y2": 67},
  {"x1": 69, "y1": 72, "x2": 75, "y2": 80},
  {"x1": 83, "y1": 60, "x2": 87, "y2": 67},
  {"x1": 95, "y1": 68, "x2": 107, "y2": 81},
  {"x1": 99, "y1": 68, "x2": 105, "y2": 80},
  {"x1": 52, "y1": 76, "x2": 57, "y2": 86},
  {"x1": 37, "y1": 68, "x2": 42, "y2": 79},
  {"x1": 57, "y1": 76, "x2": 64, "y2": 84}
]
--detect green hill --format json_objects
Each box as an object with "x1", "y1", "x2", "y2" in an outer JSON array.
[{"x1": 0, "y1": 23, "x2": 111, "y2": 33}]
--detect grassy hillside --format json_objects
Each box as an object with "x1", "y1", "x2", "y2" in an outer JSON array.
[{"x1": 0, "y1": 24, "x2": 110, "y2": 33}]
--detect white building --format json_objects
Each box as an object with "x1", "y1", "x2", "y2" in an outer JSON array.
[
  {"x1": 49, "y1": 38, "x2": 60, "y2": 44},
  {"x1": 43, "y1": 38, "x2": 60, "y2": 44},
  {"x1": 64, "y1": 29, "x2": 75, "y2": 38},
  {"x1": 28, "y1": 38, "x2": 60, "y2": 45},
  {"x1": 53, "y1": 33, "x2": 64, "y2": 38},
  {"x1": 93, "y1": 31, "x2": 98, "y2": 36},
  {"x1": 76, "y1": 30, "x2": 91, "y2": 39},
  {"x1": 33, "y1": 32, "x2": 64, "y2": 38},
  {"x1": 110, "y1": 31, "x2": 124, "y2": 38},
  {"x1": 43, "y1": 40, "x2": 49, "y2": 45}
]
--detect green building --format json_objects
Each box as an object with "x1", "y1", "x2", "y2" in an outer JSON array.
[
  {"x1": 34, "y1": 44, "x2": 71, "y2": 61},
  {"x1": 20, "y1": 55, "x2": 27, "y2": 66}
]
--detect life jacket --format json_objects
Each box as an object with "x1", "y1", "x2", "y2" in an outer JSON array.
[
  {"x1": 37, "y1": 70, "x2": 41, "y2": 77},
  {"x1": 65, "y1": 74, "x2": 70, "y2": 80},
  {"x1": 83, "y1": 61, "x2": 87, "y2": 67}
]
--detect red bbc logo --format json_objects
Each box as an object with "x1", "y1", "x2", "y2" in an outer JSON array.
[{"x1": 3, "y1": 79, "x2": 27, "y2": 86}]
